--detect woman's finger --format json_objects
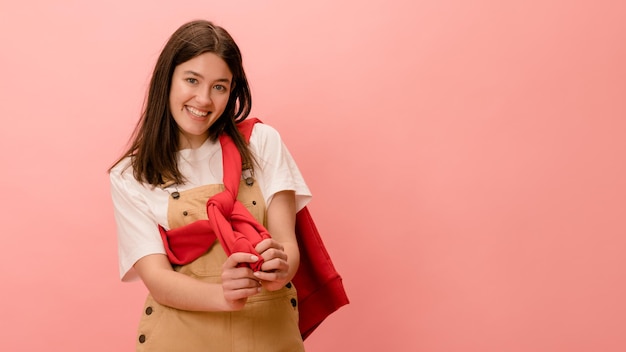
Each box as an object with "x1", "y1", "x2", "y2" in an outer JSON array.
[
  {"x1": 255, "y1": 238, "x2": 284, "y2": 254},
  {"x1": 222, "y1": 253, "x2": 259, "y2": 269}
]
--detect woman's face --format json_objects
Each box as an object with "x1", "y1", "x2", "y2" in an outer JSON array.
[{"x1": 169, "y1": 52, "x2": 233, "y2": 149}]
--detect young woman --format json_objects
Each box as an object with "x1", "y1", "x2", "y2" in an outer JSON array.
[{"x1": 109, "y1": 20, "x2": 311, "y2": 351}]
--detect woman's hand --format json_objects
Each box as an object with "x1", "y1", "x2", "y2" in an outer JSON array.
[
  {"x1": 253, "y1": 238, "x2": 291, "y2": 291},
  {"x1": 221, "y1": 253, "x2": 263, "y2": 311}
]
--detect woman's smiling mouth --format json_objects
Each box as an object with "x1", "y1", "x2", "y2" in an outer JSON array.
[{"x1": 186, "y1": 106, "x2": 209, "y2": 118}]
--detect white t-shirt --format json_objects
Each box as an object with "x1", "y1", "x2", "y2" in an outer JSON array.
[{"x1": 110, "y1": 123, "x2": 312, "y2": 282}]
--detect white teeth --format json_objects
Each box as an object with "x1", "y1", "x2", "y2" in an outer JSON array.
[{"x1": 186, "y1": 106, "x2": 209, "y2": 117}]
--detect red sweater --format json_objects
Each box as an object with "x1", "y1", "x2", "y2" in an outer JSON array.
[{"x1": 159, "y1": 118, "x2": 349, "y2": 339}]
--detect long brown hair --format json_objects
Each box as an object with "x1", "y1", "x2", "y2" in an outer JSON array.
[{"x1": 110, "y1": 20, "x2": 254, "y2": 186}]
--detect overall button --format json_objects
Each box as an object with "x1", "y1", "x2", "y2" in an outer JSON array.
[
  {"x1": 145, "y1": 306, "x2": 153, "y2": 315},
  {"x1": 171, "y1": 191, "x2": 180, "y2": 199},
  {"x1": 285, "y1": 282, "x2": 292, "y2": 289},
  {"x1": 183, "y1": 211, "x2": 188, "y2": 216},
  {"x1": 290, "y1": 298, "x2": 297, "y2": 307},
  {"x1": 139, "y1": 334, "x2": 146, "y2": 343},
  {"x1": 252, "y1": 201, "x2": 257, "y2": 205}
]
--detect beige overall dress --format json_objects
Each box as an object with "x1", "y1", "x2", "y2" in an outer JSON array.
[{"x1": 135, "y1": 180, "x2": 304, "y2": 352}]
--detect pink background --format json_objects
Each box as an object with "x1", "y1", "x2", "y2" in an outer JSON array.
[{"x1": 1, "y1": 1, "x2": 625, "y2": 351}]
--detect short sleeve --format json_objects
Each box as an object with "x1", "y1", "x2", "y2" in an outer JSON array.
[
  {"x1": 110, "y1": 161, "x2": 166, "y2": 282},
  {"x1": 248, "y1": 123, "x2": 312, "y2": 211}
]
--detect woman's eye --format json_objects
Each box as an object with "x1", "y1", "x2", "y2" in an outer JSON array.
[
  {"x1": 185, "y1": 78, "x2": 198, "y2": 84},
  {"x1": 214, "y1": 85, "x2": 226, "y2": 91}
]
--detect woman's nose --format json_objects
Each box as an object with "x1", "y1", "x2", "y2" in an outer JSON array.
[{"x1": 195, "y1": 85, "x2": 213, "y2": 105}]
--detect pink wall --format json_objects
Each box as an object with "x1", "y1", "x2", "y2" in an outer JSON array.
[{"x1": 1, "y1": 1, "x2": 625, "y2": 351}]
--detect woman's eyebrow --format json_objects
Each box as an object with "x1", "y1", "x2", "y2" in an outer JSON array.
[
  {"x1": 183, "y1": 71, "x2": 231, "y2": 83},
  {"x1": 183, "y1": 70, "x2": 203, "y2": 78}
]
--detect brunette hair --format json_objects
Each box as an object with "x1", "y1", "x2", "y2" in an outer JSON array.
[{"x1": 110, "y1": 20, "x2": 253, "y2": 186}]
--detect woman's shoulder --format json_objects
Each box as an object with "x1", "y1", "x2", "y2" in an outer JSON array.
[
  {"x1": 109, "y1": 157, "x2": 159, "y2": 199},
  {"x1": 110, "y1": 156, "x2": 133, "y2": 178},
  {"x1": 249, "y1": 121, "x2": 283, "y2": 143},
  {"x1": 109, "y1": 157, "x2": 146, "y2": 191}
]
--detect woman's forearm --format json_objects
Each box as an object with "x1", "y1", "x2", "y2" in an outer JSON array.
[{"x1": 134, "y1": 254, "x2": 229, "y2": 312}]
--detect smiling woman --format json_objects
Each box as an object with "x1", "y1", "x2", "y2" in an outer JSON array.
[
  {"x1": 112, "y1": 20, "x2": 255, "y2": 188},
  {"x1": 106, "y1": 20, "x2": 346, "y2": 351},
  {"x1": 169, "y1": 52, "x2": 233, "y2": 149}
]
